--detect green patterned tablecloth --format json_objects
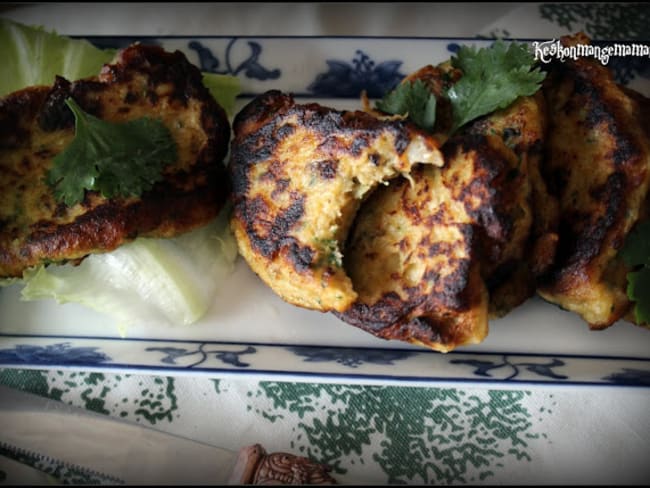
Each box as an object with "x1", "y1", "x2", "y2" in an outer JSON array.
[{"x1": 1, "y1": 368, "x2": 649, "y2": 484}]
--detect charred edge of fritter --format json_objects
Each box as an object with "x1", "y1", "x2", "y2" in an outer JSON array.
[
  {"x1": 336, "y1": 254, "x2": 476, "y2": 328},
  {"x1": 103, "y1": 44, "x2": 219, "y2": 106},
  {"x1": 377, "y1": 313, "x2": 476, "y2": 349},
  {"x1": 336, "y1": 256, "x2": 485, "y2": 349},
  {"x1": 0, "y1": 87, "x2": 50, "y2": 149},
  {"x1": 336, "y1": 212, "x2": 478, "y2": 329},
  {"x1": 236, "y1": 194, "x2": 316, "y2": 273},
  {"x1": 228, "y1": 90, "x2": 425, "y2": 268},
  {"x1": 540, "y1": 62, "x2": 646, "y2": 288},
  {"x1": 230, "y1": 90, "x2": 421, "y2": 197},
  {"x1": 442, "y1": 134, "x2": 517, "y2": 249},
  {"x1": 442, "y1": 134, "x2": 545, "y2": 312},
  {"x1": 19, "y1": 165, "x2": 230, "y2": 269},
  {"x1": 543, "y1": 173, "x2": 626, "y2": 289},
  {"x1": 36, "y1": 44, "x2": 229, "y2": 134},
  {"x1": 37, "y1": 76, "x2": 104, "y2": 131}
]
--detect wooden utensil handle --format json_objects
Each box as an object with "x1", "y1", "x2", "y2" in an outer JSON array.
[{"x1": 228, "y1": 444, "x2": 337, "y2": 484}]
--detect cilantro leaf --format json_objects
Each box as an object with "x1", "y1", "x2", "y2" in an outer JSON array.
[
  {"x1": 620, "y1": 220, "x2": 650, "y2": 267},
  {"x1": 447, "y1": 40, "x2": 546, "y2": 132},
  {"x1": 374, "y1": 40, "x2": 545, "y2": 135},
  {"x1": 627, "y1": 267, "x2": 650, "y2": 325},
  {"x1": 375, "y1": 79, "x2": 437, "y2": 132},
  {"x1": 47, "y1": 98, "x2": 177, "y2": 206},
  {"x1": 620, "y1": 220, "x2": 650, "y2": 325}
]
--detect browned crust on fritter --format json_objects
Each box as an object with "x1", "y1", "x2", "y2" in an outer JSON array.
[
  {"x1": 335, "y1": 58, "x2": 558, "y2": 349},
  {"x1": 230, "y1": 90, "x2": 415, "y2": 265},
  {"x1": 335, "y1": 167, "x2": 488, "y2": 352},
  {"x1": 537, "y1": 33, "x2": 650, "y2": 328},
  {"x1": 337, "y1": 133, "x2": 530, "y2": 351},
  {"x1": 0, "y1": 44, "x2": 231, "y2": 278},
  {"x1": 229, "y1": 90, "x2": 443, "y2": 312},
  {"x1": 466, "y1": 91, "x2": 558, "y2": 316}
]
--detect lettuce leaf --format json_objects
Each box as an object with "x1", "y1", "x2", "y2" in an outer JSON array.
[
  {"x1": 0, "y1": 18, "x2": 241, "y2": 116},
  {"x1": 21, "y1": 206, "x2": 238, "y2": 331},
  {"x1": 202, "y1": 72, "x2": 241, "y2": 117},
  {"x1": 0, "y1": 18, "x2": 115, "y2": 96}
]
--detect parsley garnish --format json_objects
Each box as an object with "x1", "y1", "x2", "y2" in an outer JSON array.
[
  {"x1": 376, "y1": 40, "x2": 546, "y2": 134},
  {"x1": 47, "y1": 98, "x2": 177, "y2": 206},
  {"x1": 447, "y1": 40, "x2": 545, "y2": 132},
  {"x1": 375, "y1": 79, "x2": 437, "y2": 132},
  {"x1": 620, "y1": 220, "x2": 650, "y2": 325}
]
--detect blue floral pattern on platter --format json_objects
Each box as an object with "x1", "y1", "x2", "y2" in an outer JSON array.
[
  {"x1": 1, "y1": 335, "x2": 649, "y2": 387},
  {"x1": 602, "y1": 368, "x2": 650, "y2": 386},
  {"x1": 188, "y1": 39, "x2": 281, "y2": 80},
  {"x1": 0, "y1": 342, "x2": 110, "y2": 366},
  {"x1": 79, "y1": 35, "x2": 648, "y2": 97},
  {"x1": 449, "y1": 356, "x2": 568, "y2": 381},
  {"x1": 145, "y1": 344, "x2": 256, "y2": 368},
  {"x1": 308, "y1": 50, "x2": 405, "y2": 98},
  {"x1": 287, "y1": 346, "x2": 415, "y2": 368}
]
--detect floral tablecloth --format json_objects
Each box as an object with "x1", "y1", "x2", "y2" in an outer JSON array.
[{"x1": 1, "y1": 2, "x2": 649, "y2": 485}]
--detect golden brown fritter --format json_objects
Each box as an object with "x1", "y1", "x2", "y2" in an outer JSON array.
[
  {"x1": 229, "y1": 90, "x2": 444, "y2": 312},
  {"x1": 466, "y1": 91, "x2": 558, "y2": 316},
  {"x1": 335, "y1": 144, "x2": 487, "y2": 352},
  {"x1": 537, "y1": 33, "x2": 650, "y2": 329},
  {"x1": 0, "y1": 44, "x2": 231, "y2": 279},
  {"x1": 336, "y1": 63, "x2": 556, "y2": 350},
  {"x1": 337, "y1": 132, "x2": 541, "y2": 351}
]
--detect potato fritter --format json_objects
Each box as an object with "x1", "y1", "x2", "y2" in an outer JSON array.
[
  {"x1": 229, "y1": 90, "x2": 444, "y2": 312},
  {"x1": 336, "y1": 67, "x2": 556, "y2": 350},
  {"x1": 0, "y1": 44, "x2": 231, "y2": 279},
  {"x1": 338, "y1": 128, "x2": 549, "y2": 351},
  {"x1": 537, "y1": 33, "x2": 650, "y2": 329},
  {"x1": 466, "y1": 91, "x2": 558, "y2": 317},
  {"x1": 335, "y1": 139, "x2": 492, "y2": 352}
]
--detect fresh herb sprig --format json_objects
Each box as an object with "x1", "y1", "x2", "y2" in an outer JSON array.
[
  {"x1": 47, "y1": 98, "x2": 178, "y2": 206},
  {"x1": 375, "y1": 40, "x2": 546, "y2": 134},
  {"x1": 620, "y1": 220, "x2": 650, "y2": 325},
  {"x1": 375, "y1": 79, "x2": 437, "y2": 133}
]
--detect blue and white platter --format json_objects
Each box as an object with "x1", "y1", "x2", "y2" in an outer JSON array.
[{"x1": 1, "y1": 35, "x2": 649, "y2": 388}]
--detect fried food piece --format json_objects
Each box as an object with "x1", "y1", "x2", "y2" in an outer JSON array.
[
  {"x1": 338, "y1": 133, "x2": 533, "y2": 351},
  {"x1": 229, "y1": 90, "x2": 444, "y2": 312},
  {"x1": 466, "y1": 91, "x2": 558, "y2": 316},
  {"x1": 537, "y1": 33, "x2": 650, "y2": 329},
  {"x1": 337, "y1": 64, "x2": 556, "y2": 350},
  {"x1": 335, "y1": 159, "x2": 486, "y2": 351},
  {"x1": 0, "y1": 44, "x2": 231, "y2": 279}
]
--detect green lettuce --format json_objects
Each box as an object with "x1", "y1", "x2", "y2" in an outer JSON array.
[
  {"x1": 0, "y1": 18, "x2": 241, "y2": 115},
  {"x1": 202, "y1": 72, "x2": 241, "y2": 117},
  {"x1": 21, "y1": 207, "x2": 238, "y2": 332},
  {"x1": 0, "y1": 18, "x2": 115, "y2": 96},
  {"x1": 1, "y1": 19, "x2": 242, "y2": 329}
]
